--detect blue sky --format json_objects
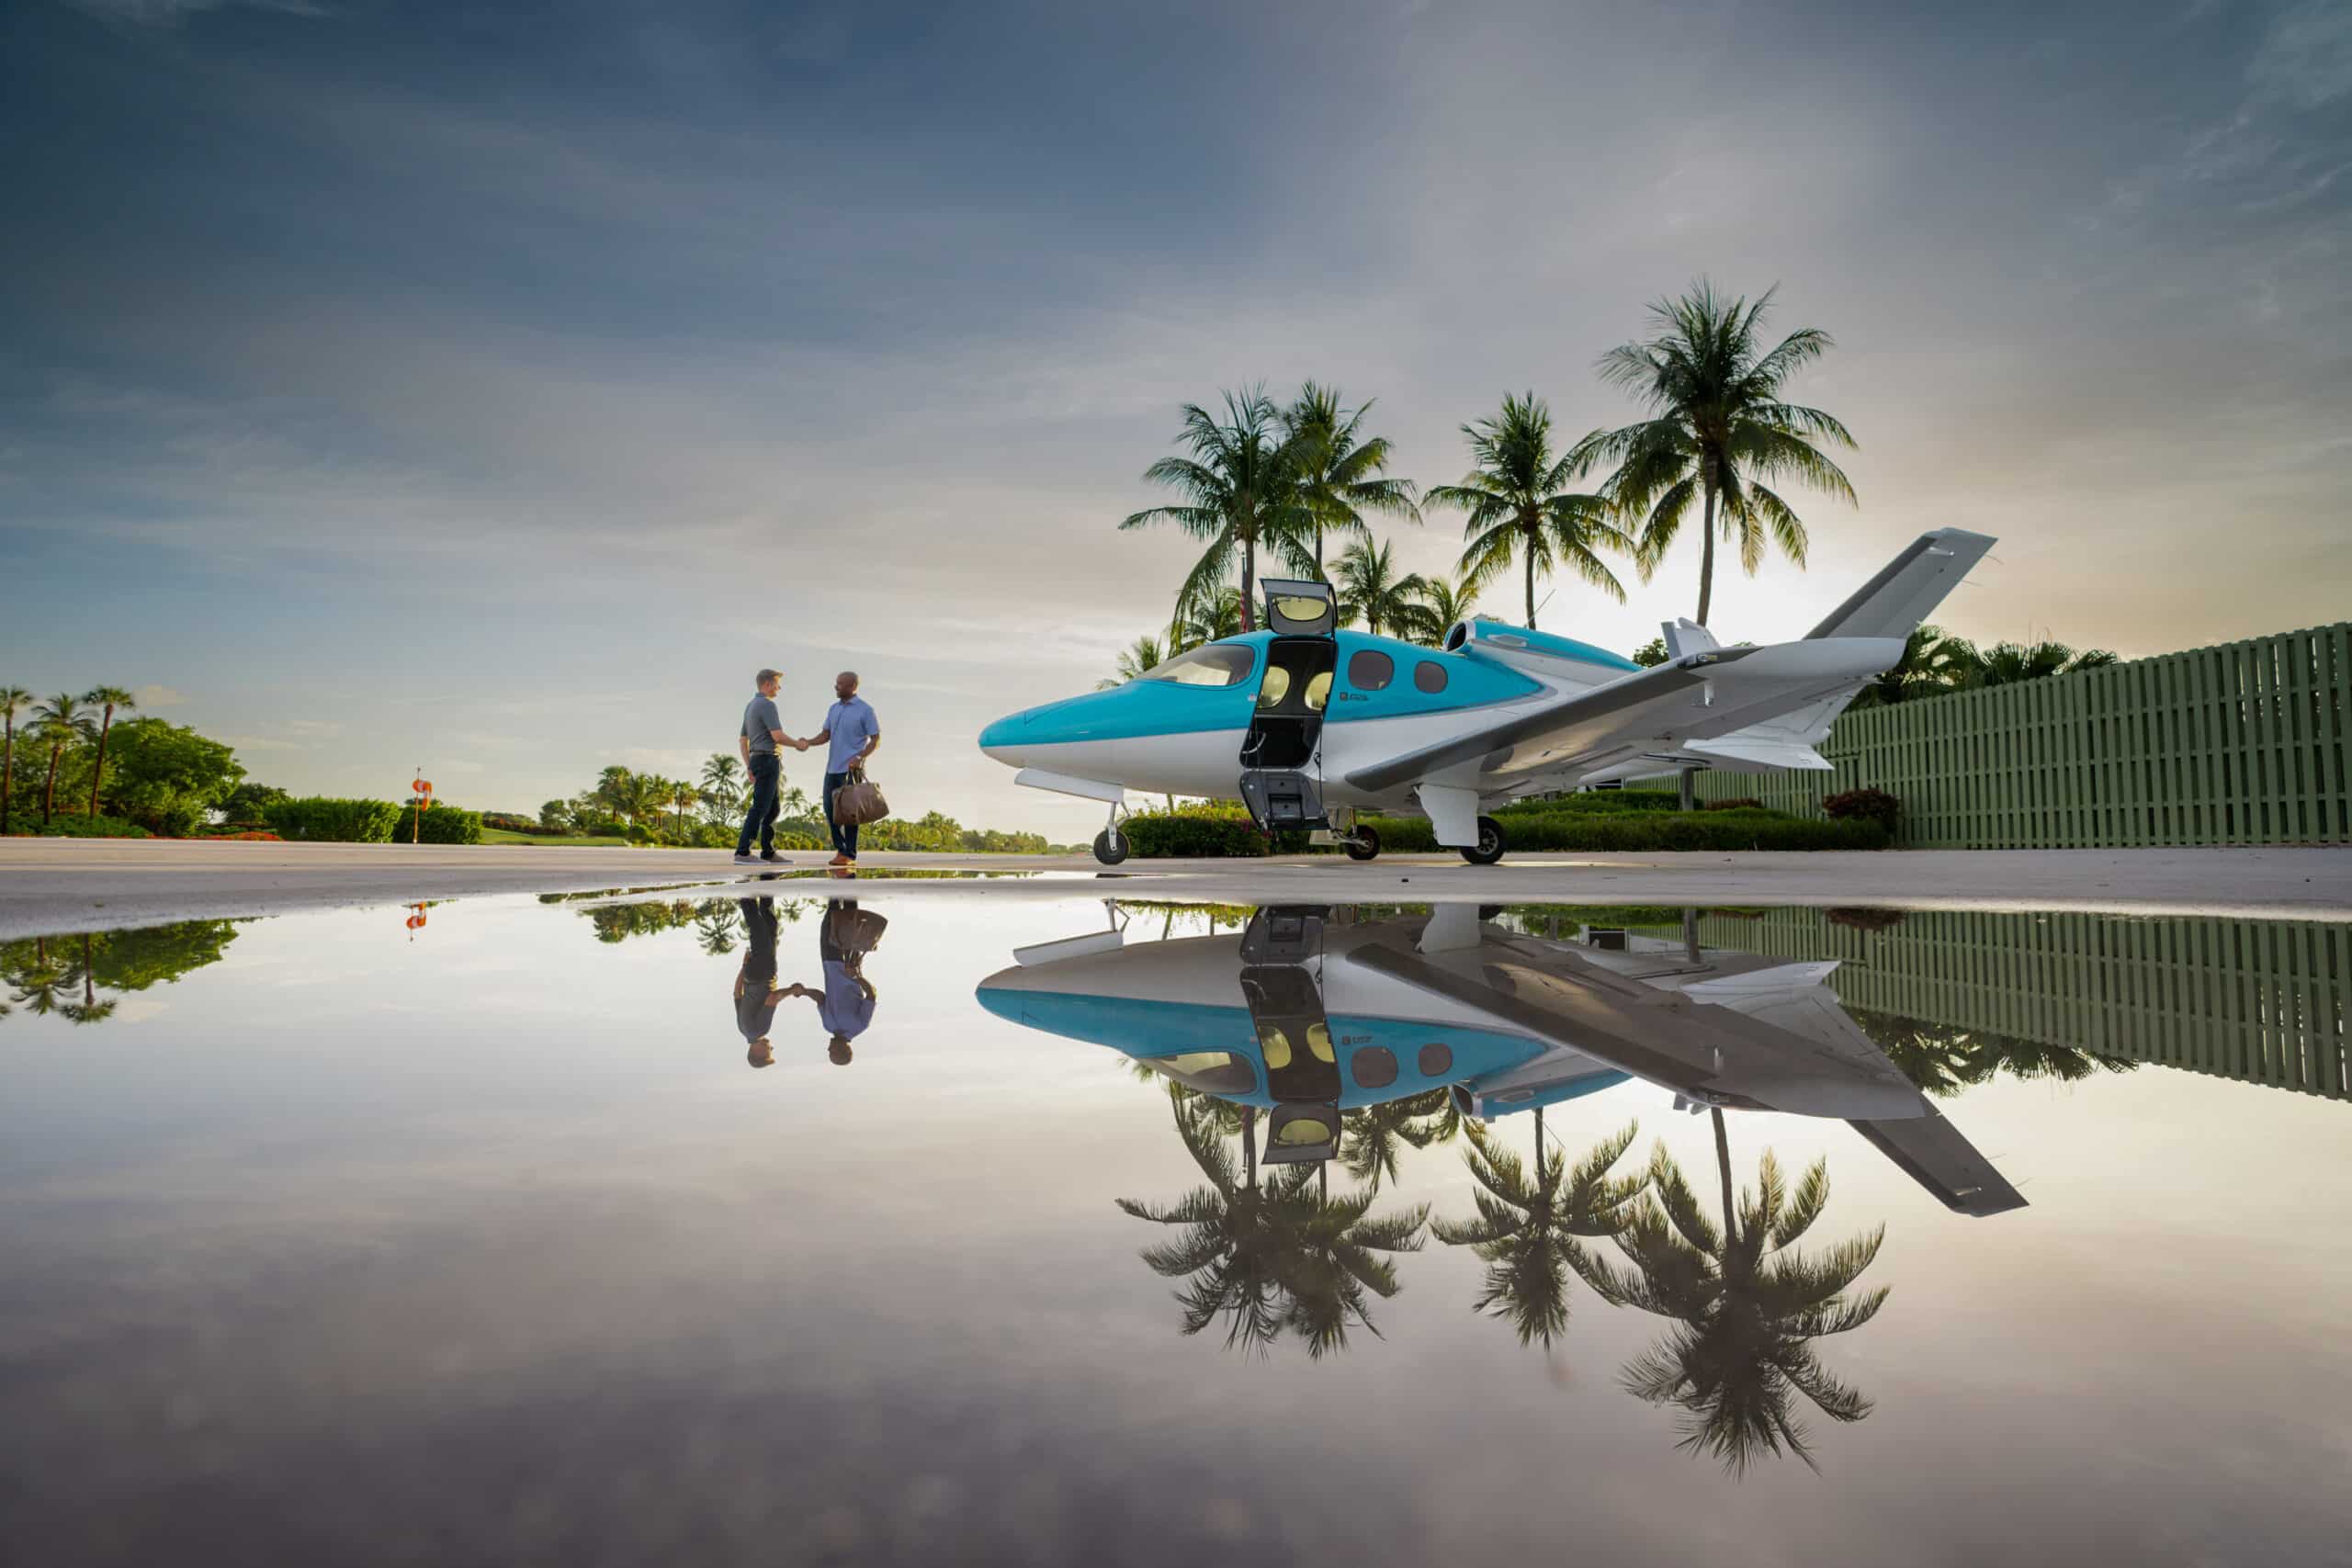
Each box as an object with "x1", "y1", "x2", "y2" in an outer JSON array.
[{"x1": 4, "y1": 0, "x2": 2346, "y2": 834}]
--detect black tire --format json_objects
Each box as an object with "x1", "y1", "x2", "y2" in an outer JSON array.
[
  {"x1": 1458, "y1": 816, "x2": 1506, "y2": 866},
  {"x1": 1343, "y1": 826, "x2": 1381, "y2": 862},
  {"x1": 1092, "y1": 828, "x2": 1130, "y2": 866}
]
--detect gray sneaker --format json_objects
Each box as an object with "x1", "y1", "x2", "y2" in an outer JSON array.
[{"x1": 731, "y1": 852, "x2": 756, "y2": 864}]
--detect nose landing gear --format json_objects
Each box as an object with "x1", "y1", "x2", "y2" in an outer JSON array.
[{"x1": 1092, "y1": 800, "x2": 1131, "y2": 866}]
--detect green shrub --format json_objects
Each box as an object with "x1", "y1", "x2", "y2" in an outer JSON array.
[
  {"x1": 1124, "y1": 804, "x2": 1272, "y2": 858},
  {"x1": 1824, "y1": 786, "x2": 1901, "y2": 836},
  {"x1": 2, "y1": 812, "x2": 153, "y2": 839},
  {"x1": 390, "y1": 804, "x2": 483, "y2": 845},
  {"x1": 1362, "y1": 807, "x2": 1886, "y2": 852},
  {"x1": 265, "y1": 797, "x2": 402, "y2": 843}
]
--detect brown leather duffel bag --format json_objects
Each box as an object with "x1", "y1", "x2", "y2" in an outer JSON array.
[{"x1": 831, "y1": 767, "x2": 889, "y2": 828}]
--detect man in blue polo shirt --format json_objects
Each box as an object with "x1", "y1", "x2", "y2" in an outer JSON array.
[{"x1": 800, "y1": 671, "x2": 880, "y2": 868}]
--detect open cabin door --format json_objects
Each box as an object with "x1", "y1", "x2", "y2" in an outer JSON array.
[
  {"x1": 1239, "y1": 907, "x2": 1340, "y2": 1165},
  {"x1": 1238, "y1": 580, "x2": 1336, "y2": 833}
]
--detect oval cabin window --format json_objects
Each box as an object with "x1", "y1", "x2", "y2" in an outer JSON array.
[
  {"x1": 1413, "y1": 660, "x2": 1450, "y2": 694},
  {"x1": 1347, "y1": 649, "x2": 1395, "y2": 691}
]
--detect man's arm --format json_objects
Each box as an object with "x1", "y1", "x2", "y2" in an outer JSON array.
[{"x1": 854, "y1": 711, "x2": 880, "y2": 766}]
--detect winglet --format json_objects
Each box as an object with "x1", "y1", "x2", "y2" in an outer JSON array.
[
  {"x1": 1805, "y1": 528, "x2": 1996, "y2": 641},
  {"x1": 1662, "y1": 618, "x2": 1719, "y2": 659}
]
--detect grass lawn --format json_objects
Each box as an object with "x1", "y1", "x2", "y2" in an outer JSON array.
[{"x1": 479, "y1": 827, "x2": 634, "y2": 847}]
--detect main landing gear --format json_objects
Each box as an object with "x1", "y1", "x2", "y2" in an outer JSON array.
[
  {"x1": 1459, "y1": 815, "x2": 1506, "y2": 867},
  {"x1": 1342, "y1": 826, "x2": 1381, "y2": 862}
]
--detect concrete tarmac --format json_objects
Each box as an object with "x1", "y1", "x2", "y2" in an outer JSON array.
[{"x1": 1, "y1": 838, "x2": 2346, "y2": 937}]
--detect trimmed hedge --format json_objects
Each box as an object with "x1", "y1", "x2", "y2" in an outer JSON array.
[
  {"x1": 265, "y1": 797, "x2": 402, "y2": 843},
  {"x1": 1, "y1": 813, "x2": 153, "y2": 839},
  {"x1": 1363, "y1": 808, "x2": 1888, "y2": 852},
  {"x1": 390, "y1": 804, "x2": 484, "y2": 845},
  {"x1": 1125, "y1": 807, "x2": 1273, "y2": 858}
]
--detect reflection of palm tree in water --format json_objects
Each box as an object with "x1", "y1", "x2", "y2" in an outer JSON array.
[
  {"x1": 1117, "y1": 1092, "x2": 1429, "y2": 1358},
  {"x1": 1851, "y1": 1009, "x2": 2138, "y2": 1099},
  {"x1": 1431, "y1": 1111, "x2": 1645, "y2": 1350},
  {"x1": 1605, "y1": 1108, "x2": 1888, "y2": 1473},
  {"x1": 1340, "y1": 1088, "x2": 1465, "y2": 1192}
]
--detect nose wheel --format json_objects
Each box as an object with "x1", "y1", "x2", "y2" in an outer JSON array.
[{"x1": 1092, "y1": 828, "x2": 1130, "y2": 866}]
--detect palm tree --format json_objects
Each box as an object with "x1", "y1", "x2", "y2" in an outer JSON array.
[
  {"x1": 1605, "y1": 1113, "x2": 1889, "y2": 1472},
  {"x1": 1121, "y1": 388, "x2": 1317, "y2": 637},
  {"x1": 30, "y1": 694, "x2": 91, "y2": 827},
  {"x1": 1846, "y1": 625, "x2": 1979, "y2": 709},
  {"x1": 1116, "y1": 1093, "x2": 1429, "y2": 1358},
  {"x1": 1097, "y1": 635, "x2": 1166, "y2": 690},
  {"x1": 81, "y1": 686, "x2": 136, "y2": 816},
  {"x1": 1411, "y1": 571, "x2": 1483, "y2": 646},
  {"x1": 1848, "y1": 1010, "x2": 2136, "y2": 1096},
  {"x1": 669, "y1": 779, "x2": 699, "y2": 832},
  {"x1": 1430, "y1": 1116, "x2": 1645, "y2": 1351},
  {"x1": 1579, "y1": 280, "x2": 1857, "y2": 626},
  {"x1": 1279, "y1": 382, "x2": 1419, "y2": 574},
  {"x1": 1331, "y1": 538, "x2": 1439, "y2": 642},
  {"x1": 593, "y1": 765, "x2": 635, "y2": 822},
  {"x1": 1972, "y1": 640, "x2": 2119, "y2": 689},
  {"x1": 0, "y1": 686, "x2": 29, "y2": 830},
  {"x1": 1425, "y1": 393, "x2": 1632, "y2": 629},
  {"x1": 701, "y1": 753, "x2": 743, "y2": 819},
  {"x1": 1171, "y1": 585, "x2": 1247, "y2": 652}
]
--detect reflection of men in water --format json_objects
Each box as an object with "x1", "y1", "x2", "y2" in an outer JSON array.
[
  {"x1": 784, "y1": 898, "x2": 878, "y2": 1065},
  {"x1": 732, "y1": 897, "x2": 784, "y2": 1068}
]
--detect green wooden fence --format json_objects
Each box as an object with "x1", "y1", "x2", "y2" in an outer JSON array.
[
  {"x1": 1687, "y1": 622, "x2": 2352, "y2": 847},
  {"x1": 1614, "y1": 908, "x2": 2348, "y2": 1100}
]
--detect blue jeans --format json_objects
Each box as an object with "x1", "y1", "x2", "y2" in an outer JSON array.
[
  {"x1": 736, "y1": 753, "x2": 781, "y2": 855},
  {"x1": 823, "y1": 770, "x2": 859, "y2": 859}
]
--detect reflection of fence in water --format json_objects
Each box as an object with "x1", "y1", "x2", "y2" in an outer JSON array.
[
  {"x1": 1679, "y1": 623, "x2": 2352, "y2": 848},
  {"x1": 1607, "y1": 908, "x2": 2349, "y2": 1101}
]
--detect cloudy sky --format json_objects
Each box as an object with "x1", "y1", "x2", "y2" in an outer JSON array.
[{"x1": 3, "y1": 0, "x2": 2346, "y2": 836}]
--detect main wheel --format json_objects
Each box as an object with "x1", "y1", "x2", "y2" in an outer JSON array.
[
  {"x1": 1458, "y1": 816, "x2": 1506, "y2": 866},
  {"x1": 1092, "y1": 828, "x2": 1130, "y2": 866},
  {"x1": 1343, "y1": 826, "x2": 1381, "y2": 862}
]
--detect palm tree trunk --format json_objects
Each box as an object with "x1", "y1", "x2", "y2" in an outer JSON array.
[
  {"x1": 2, "y1": 720, "x2": 13, "y2": 829},
  {"x1": 84, "y1": 934, "x2": 94, "y2": 1006},
  {"x1": 1696, "y1": 472, "x2": 1720, "y2": 626},
  {"x1": 85, "y1": 705, "x2": 114, "y2": 816},
  {"x1": 42, "y1": 742, "x2": 63, "y2": 826},
  {"x1": 1241, "y1": 533, "x2": 1257, "y2": 634},
  {"x1": 1524, "y1": 522, "x2": 1538, "y2": 627},
  {"x1": 1711, "y1": 1106, "x2": 1736, "y2": 1246},
  {"x1": 1535, "y1": 1104, "x2": 1545, "y2": 1164},
  {"x1": 1243, "y1": 1106, "x2": 1260, "y2": 1191}
]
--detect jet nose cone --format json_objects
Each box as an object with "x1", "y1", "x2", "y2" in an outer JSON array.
[{"x1": 978, "y1": 710, "x2": 1028, "y2": 764}]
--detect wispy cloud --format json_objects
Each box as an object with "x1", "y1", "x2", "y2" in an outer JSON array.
[{"x1": 132, "y1": 684, "x2": 188, "y2": 708}]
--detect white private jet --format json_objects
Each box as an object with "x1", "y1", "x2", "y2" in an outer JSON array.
[{"x1": 979, "y1": 528, "x2": 1994, "y2": 864}]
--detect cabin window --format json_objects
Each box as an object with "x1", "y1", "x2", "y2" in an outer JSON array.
[
  {"x1": 1346, "y1": 649, "x2": 1395, "y2": 691},
  {"x1": 1272, "y1": 595, "x2": 1329, "y2": 625},
  {"x1": 1352, "y1": 1046, "x2": 1398, "y2": 1089},
  {"x1": 1413, "y1": 660, "x2": 1450, "y2": 694},
  {"x1": 1418, "y1": 1043, "x2": 1453, "y2": 1077},
  {"x1": 1304, "y1": 671, "x2": 1332, "y2": 712},
  {"x1": 1275, "y1": 1115, "x2": 1336, "y2": 1146},
  {"x1": 1257, "y1": 666, "x2": 1292, "y2": 708},
  {"x1": 1144, "y1": 644, "x2": 1255, "y2": 688}
]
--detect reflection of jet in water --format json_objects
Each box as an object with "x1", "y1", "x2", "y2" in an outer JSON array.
[{"x1": 978, "y1": 906, "x2": 2025, "y2": 1216}]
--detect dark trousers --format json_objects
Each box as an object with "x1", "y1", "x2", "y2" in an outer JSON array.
[
  {"x1": 823, "y1": 770, "x2": 859, "y2": 859},
  {"x1": 737, "y1": 753, "x2": 781, "y2": 855}
]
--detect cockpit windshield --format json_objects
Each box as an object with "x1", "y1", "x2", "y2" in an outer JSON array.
[{"x1": 1141, "y1": 643, "x2": 1255, "y2": 688}]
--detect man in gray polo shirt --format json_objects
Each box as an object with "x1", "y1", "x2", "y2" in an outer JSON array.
[{"x1": 734, "y1": 668, "x2": 806, "y2": 863}]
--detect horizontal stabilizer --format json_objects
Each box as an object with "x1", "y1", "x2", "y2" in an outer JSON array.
[{"x1": 1807, "y1": 528, "x2": 1996, "y2": 641}]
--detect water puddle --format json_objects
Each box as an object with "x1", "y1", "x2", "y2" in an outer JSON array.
[{"x1": 2, "y1": 896, "x2": 2346, "y2": 1563}]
